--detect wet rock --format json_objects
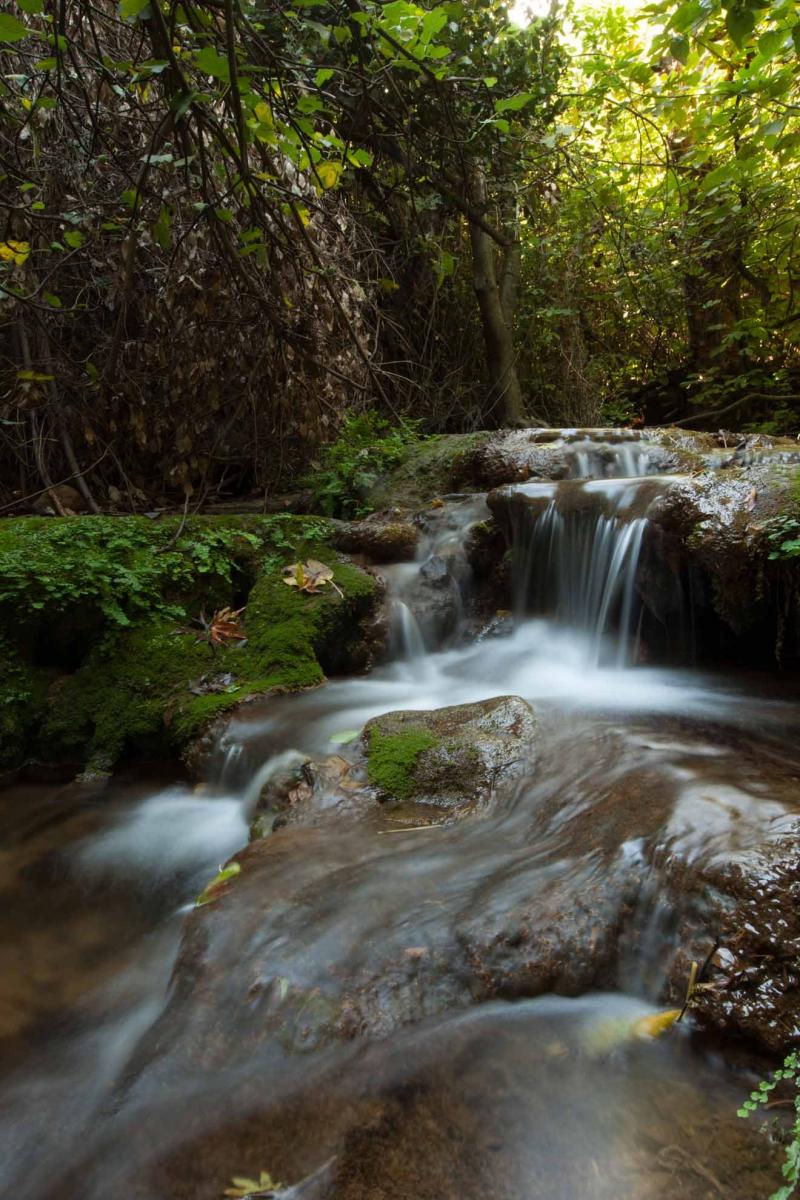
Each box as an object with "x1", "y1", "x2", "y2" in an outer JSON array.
[
  {"x1": 400, "y1": 563, "x2": 461, "y2": 649},
  {"x1": 662, "y1": 829, "x2": 800, "y2": 1054},
  {"x1": 645, "y1": 460, "x2": 795, "y2": 648},
  {"x1": 332, "y1": 516, "x2": 418, "y2": 563},
  {"x1": 253, "y1": 754, "x2": 375, "y2": 833},
  {"x1": 419, "y1": 554, "x2": 450, "y2": 587},
  {"x1": 363, "y1": 695, "x2": 537, "y2": 815}
]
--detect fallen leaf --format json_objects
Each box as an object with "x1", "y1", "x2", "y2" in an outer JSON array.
[
  {"x1": 282, "y1": 560, "x2": 343, "y2": 598},
  {"x1": 329, "y1": 729, "x2": 359, "y2": 745},
  {"x1": 196, "y1": 861, "x2": 241, "y2": 907},
  {"x1": 224, "y1": 1169, "x2": 282, "y2": 1198},
  {"x1": 631, "y1": 1008, "x2": 682, "y2": 1040}
]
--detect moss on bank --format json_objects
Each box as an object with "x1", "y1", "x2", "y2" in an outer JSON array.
[
  {"x1": 0, "y1": 514, "x2": 380, "y2": 773},
  {"x1": 366, "y1": 727, "x2": 439, "y2": 798},
  {"x1": 365, "y1": 433, "x2": 491, "y2": 510}
]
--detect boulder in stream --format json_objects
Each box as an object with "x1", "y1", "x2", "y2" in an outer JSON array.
[{"x1": 363, "y1": 694, "x2": 537, "y2": 816}]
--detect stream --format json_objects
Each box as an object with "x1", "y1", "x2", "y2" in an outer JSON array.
[{"x1": 2, "y1": 436, "x2": 798, "y2": 1199}]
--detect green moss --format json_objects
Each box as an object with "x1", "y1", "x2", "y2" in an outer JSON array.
[
  {"x1": 1, "y1": 514, "x2": 379, "y2": 770},
  {"x1": 365, "y1": 432, "x2": 491, "y2": 510},
  {"x1": 367, "y1": 727, "x2": 439, "y2": 799},
  {"x1": 0, "y1": 640, "x2": 49, "y2": 770}
]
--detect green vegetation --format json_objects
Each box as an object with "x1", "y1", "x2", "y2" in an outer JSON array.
[
  {"x1": 0, "y1": 515, "x2": 379, "y2": 771},
  {"x1": 367, "y1": 727, "x2": 439, "y2": 799},
  {"x1": 306, "y1": 412, "x2": 421, "y2": 518},
  {"x1": 739, "y1": 1050, "x2": 800, "y2": 1200},
  {"x1": 2, "y1": 0, "x2": 799, "y2": 514}
]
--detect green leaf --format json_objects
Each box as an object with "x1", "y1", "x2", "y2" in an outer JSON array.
[
  {"x1": 420, "y1": 8, "x2": 448, "y2": 43},
  {"x1": 482, "y1": 75, "x2": 498, "y2": 88},
  {"x1": 42, "y1": 291, "x2": 62, "y2": 308},
  {"x1": 756, "y1": 29, "x2": 785, "y2": 60},
  {"x1": 119, "y1": 0, "x2": 151, "y2": 18},
  {"x1": 315, "y1": 68, "x2": 334, "y2": 86},
  {"x1": 63, "y1": 230, "x2": 84, "y2": 249},
  {"x1": 725, "y1": 5, "x2": 756, "y2": 48},
  {"x1": 153, "y1": 204, "x2": 171, "y2": 249},
  {"x1": 18, "y1": 0, "x2": 44, "y2": 14},
  {"x1": 669, "y1": 35, "x2": 690, "y2": 64},
  {"x1": 196, "y1": 861, "x2": 241, "y2": 906},
  {"x1": 495, "y1": 91, "x2": 535, "y2": 114},
  {"x1": 195, "y1": 46, "x2": 230, "y2": 81},
  {"x1": 0, "y1": 14, "x2": 30, "y2": 42}
]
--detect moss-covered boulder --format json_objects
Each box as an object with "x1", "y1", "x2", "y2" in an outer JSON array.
[
  {"x1": 363, "y1": 695, "x2": 537, "y2": 816},
  {"x1": 0, "y1": 514, "x2": 383, "y2": 774},
  {"x1": 331, "y1": 515, "x2": 419, "y2": 562}
]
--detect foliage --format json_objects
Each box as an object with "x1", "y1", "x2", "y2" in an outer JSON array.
[
  {"x1": 514, "y1": 0, "x2": 800, "y2": 425},
  {"x1": 367, "y1": 726, "x2": 438, "y2": 798},
  {"x1": 306, "y1": 411, "x2": 421, "y2": 517},
  {"x1": 738, "y1": 1050, "x2": 800, "y2": 1200},
  {"x1": 764, "y1": 515, "x2": 800, "y2": 561},
  {"x1": 0, "y1": 514, "x2": 379, "y2": 769},
  {"x1": 0, "y1": 517, "x2": 259, "y2": 625}
]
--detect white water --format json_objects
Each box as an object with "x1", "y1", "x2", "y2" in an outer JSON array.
[{"x1": 0, "y1": 431, "x2": 795, "y2": 1200}]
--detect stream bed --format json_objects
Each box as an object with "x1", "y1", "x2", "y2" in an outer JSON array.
[{"x1": 2, "y1": 438, "x2": 798, "y2": 1199}]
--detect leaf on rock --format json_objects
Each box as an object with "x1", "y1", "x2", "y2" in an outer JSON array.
[
  {"x1": 196, "y1": 861, "x2": 241, "y2": 907},
  {"x1": 282, "y1": 560, "x2": 344, "y2": 597},
  {"x1": 224, "y1": 1168, "x2": 282, "y2": 1197}
]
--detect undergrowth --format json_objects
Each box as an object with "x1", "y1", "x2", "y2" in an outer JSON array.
[
  {"x1": 305, "y1": 411, "x2": 420, "y2": 518},
  {"x1": 763, "y1": 473, "x2": 800, "y2": 561},
  {"x1": 739, "y1": 1050, "x2": 800, "y2": 1200}
]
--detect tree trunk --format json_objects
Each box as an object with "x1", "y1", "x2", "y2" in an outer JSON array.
[{"x1": 468, "y1": 170, "x2": 524, "y2": 427}]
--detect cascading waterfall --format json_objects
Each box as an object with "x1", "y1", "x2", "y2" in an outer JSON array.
[{"x1": 507, "y1": 456, "x2": 674, "y2": 666}]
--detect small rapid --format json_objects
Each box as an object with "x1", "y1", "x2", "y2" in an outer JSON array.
[{"x1": 0, "y1": 432, "x2": 797, "y2": 1200}]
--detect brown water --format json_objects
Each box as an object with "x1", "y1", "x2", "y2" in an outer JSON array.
[{"x1": 1, "y1": 444, "x2": 797, "y2": 1199}]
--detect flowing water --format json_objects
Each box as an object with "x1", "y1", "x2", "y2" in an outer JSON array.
[{"x1": 1, "y1": 437, "x2": 798, "y2": 1199}]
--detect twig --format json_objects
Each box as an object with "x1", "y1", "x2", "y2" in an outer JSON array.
[{"x1": 0, "y1": 448, "x2": 111, "y2": 513}]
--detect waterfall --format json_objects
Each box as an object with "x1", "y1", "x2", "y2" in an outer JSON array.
[
  {"x1": 390, "y1": 598, "x2": 427, "y2": 662},
  {"x1": 508, "y1": 472, "x2": 671, "y2": 667}
]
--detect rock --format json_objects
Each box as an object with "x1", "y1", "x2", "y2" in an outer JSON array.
[
  {"x1": 643, "y1": 459, "x2": 798, "y2": 657},
  {"x1": 252, "y1": 754, "x2": 375, "y2": 833},
  {"x1": 401, "y1": 560, "x2": 461, "y2": 648},
  {"x1": 332, "y1": 516, "x2": 418, "y2": 562},
  {"x1": 419, "y1": 554, "x2": 450, "y2": 587},
  {"x1": 363, "y1": 695, "x2": 537, "y2": 814},
  {"x1": 31, "y1": 484, "x2": 87, "y2": 515},
  {"x1": 662, "y1": 826, "x2": 800, "y2": 1054}
]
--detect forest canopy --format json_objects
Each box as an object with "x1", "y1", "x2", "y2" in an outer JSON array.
[{"x1": 0, "y1": 0, "x2": 798, "y2": 509}]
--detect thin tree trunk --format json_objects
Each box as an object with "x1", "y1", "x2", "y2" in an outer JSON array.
[{"x1": 468, "y1": 169, "x2": 524, "y2": 427}]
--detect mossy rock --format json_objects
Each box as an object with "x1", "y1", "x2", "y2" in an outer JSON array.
[
  {"x1": 0, "y1": 514, "x2": 382, "y2": 772},
  {"x1": 363, "y1": 695, "x2": 537, "y2": 814},
  {"x1": 365, "y1": 433, "x2": 493, "y2": 510}
]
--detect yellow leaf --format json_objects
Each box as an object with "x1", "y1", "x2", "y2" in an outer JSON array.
[
  {"x1": 631, "y1": 1009, "x2": 682, "y2": 1040},
  {"x1": 0, "y1": 240, "x2": 30, "y2": 266},
  {"x1": 254, "y1": 100, "x2": 272, "y2": 125},
  {"x1": 316, "y1": 161, "x2": 342, "y2": 189}
]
